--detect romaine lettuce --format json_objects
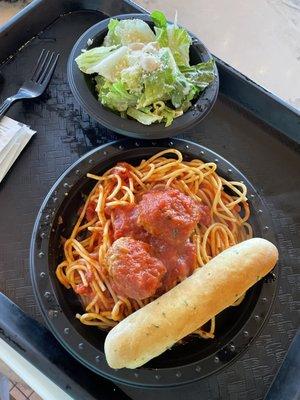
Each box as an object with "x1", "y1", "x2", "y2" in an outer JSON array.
[
  {"x1": 151, "y1": 10, "x2": 191, "y2": 66},
  {"x1": 137, "y1": 48, "x2": 175, "y2": 108},
  {"x1": 95, "y1": 77, "x2": 137, "y2": 112},
  {"x1": 103, "y1": 19, "x2": 120, "y2": 46},
  {"x1": 75, "y1": 45, "x2": 118, "y2": 73},
  {"x1": 121, "y1": 65, "x2": 143, "y2": 93},
  {"x1": 127, "y1": 107, "x2": 163, "y2": 125},
  {"x1": 104, "y1": 18, "x2": 155, "y2": 46},
  {"x1": 150, "y1": 10, "x2": 167, "y2": 28},
  {"x1": 154, "y1": 103, "x2": 183, "y2": 127},
  {"x1": 85, "y1": 46, "x2": 128, "y2": 81},
  {"x1": 166, "y1": 25, "x2": 191, "y2": 67},
  {"x1": 127, "y1": 105, "x2": 182, "y2": 127},
  {"x1": 180, "y1": 60, "x2": 215, "y2": 90},
  {"x1": 76, "y1": 11, "x2": 216, "y2": 126}
]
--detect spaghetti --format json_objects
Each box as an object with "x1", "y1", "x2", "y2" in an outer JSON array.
[{"x1": 56, "y1": 149, "x2": 252, "y2": 339}]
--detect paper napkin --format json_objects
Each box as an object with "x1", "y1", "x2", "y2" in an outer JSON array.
[{"x1": 0, "y1": 116, "x2": 36, "y2": 182}]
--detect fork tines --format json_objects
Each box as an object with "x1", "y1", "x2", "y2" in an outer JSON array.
[{"x1": 30, "y1": 49, "x2": 60, "y2": 85}]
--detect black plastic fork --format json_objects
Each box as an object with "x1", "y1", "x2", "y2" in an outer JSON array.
[{"x1": 0, "y1": 49, "x2": 60, "y2": 119}]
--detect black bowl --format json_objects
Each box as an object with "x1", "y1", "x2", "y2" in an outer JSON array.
[
  {"x1": 30, "y1": 139, "x2": 278, "y2": 388},
  {"x1": 67, "y1": 14, "x2": 219, "y2": 139}
]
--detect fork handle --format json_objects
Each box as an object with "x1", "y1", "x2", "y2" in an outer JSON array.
[{"x1": 0, "y1": 97, "x2": 16, "y2": 120}]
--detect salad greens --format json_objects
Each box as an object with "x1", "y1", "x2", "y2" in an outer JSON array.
[{"x1": 76, "y1": 10, "x2": 215, "y2": 126}]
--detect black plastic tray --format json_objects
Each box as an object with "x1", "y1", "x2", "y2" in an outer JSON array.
[{"x1": 0, "y1": 1, "x2": 299, "y2": 399}]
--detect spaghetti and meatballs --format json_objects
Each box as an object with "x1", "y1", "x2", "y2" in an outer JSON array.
[{"x1": 56, "y1": 149, "x2": 252, "y2": 339}]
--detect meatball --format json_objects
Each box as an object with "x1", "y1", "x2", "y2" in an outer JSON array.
[
  {"x1": 149, "y1": 237, "x2": 197, "y2": 291},
  {"x1": 106, "y1": 237, "x2": 166, "y2": 300},
  {"x1": 136, "y1": 188, "x2": 210, "y2": 244},
  {"x1": 111, "y1": 204, "x2": 148, "y2": 242}
]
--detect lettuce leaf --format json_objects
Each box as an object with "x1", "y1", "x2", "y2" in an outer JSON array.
[
  {"x1": 95, "y1": 77, "x2": 137, "y2": 112},
  {"x1": 151, "y1": 10, "x2": 168, "y2": 47},
  {"x1": 154, "y1": 104, "x2": 183, "y2": 127},
  {"x1": 137, "y1": 48, "x2": 176, "y2": 108},
  {"x1": 128, "y1": 103, "x2": 183, "y2": 126},
  {"x1": 136, "y1": 48, "x2": 195, "y2": 110},
  {"x1": 103, "y1": 19, "x2": 120, "y2": 46},
  {"x1": 151, "y1": 10, "x2": 191, "y2": 66},
  {"x1": 180, "y1": 59, "x2": 215, "y2": 90},
  {"x1": 150, "y1": 10, "x2": 167, "y2": 28},
  {"x1": 153, "y1": 26, "x2": 169, "y2": 48},
  {"x1": 171, "y1": 78, "x2": 197, "y2": 108},
  {"x1": 75, "y1": 45, "x2": 118, "y2": 73},
  {"x1": 127, "y1": 107, "x2": 163, "y2": 125},
  {"x1": 166, "y1": 25, "x2": 191, "y2": 67},
  {"x1": 86, "y1": 46, "x2": 128, "y2": 80},
  {"x1": 121, "y1": 65, "x2": 143, "y2": 93},
  {"x1": 104, "y1": 18, "x2": 155, "y2": 46},
  {"x1": 127, "y1": 104, "x2": 182, "y2": 127}
]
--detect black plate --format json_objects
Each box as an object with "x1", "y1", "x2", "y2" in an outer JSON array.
[
  {"x1": 67, "y1": 14, "x2": 219, "y2": 139},
  {"x1": 30, "y1": 139, "x2": 278, "y2": 388}
]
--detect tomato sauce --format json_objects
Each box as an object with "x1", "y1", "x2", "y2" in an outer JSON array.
[
  {"x1": 136, "y1": 188, "x2": 210, "y2": 244},
  {"x1": 149, "y1": 237, "x2": 197, "y2": 291},
  {"x1": 75, "y1": 284, "x2": 92, "y2": 295},
  {"x1": 74, "y1": 269, "x2": 94, "y2": 295},
  {"x1": 110, "y1": 162, "x2": 132, "y2": 180},
  {"x1": 86, "y1": 200, "x2": 97, "y2": 221},
  {"x1": 110, "y1": 188, "x2": 210, "y2": 296},
  {"x1": 111, "y1": 204, "x2": 150, "y2": 242},
  {"x1": 108, "y1": 237, "x2": 166, "y2": 300}
]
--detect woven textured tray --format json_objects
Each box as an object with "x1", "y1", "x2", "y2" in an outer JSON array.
[{"x1": 0, "y1": 1, "x2": 299, "y2": 399}]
